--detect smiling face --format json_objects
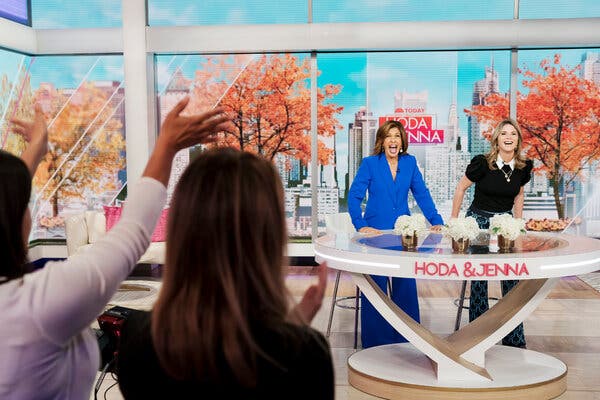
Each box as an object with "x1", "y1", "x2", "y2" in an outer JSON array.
[
  {"x1": 373, "y1": 121, "x2": 408, "y2": 156},
  {"x1": 383, "y1": 127, "x2": 403, "y2": 160},
  {"x1": 496, "y1": 122, "x2": 519, "y2": 155}
]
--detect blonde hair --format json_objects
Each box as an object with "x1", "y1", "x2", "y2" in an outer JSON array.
[{"x1": 485, "y1": 118, "x2": 527, "y2": 170}]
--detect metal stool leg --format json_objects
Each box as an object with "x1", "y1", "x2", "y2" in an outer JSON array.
[
  {"x1": 325, "y1": 270, "x2": 361, "y2": 348},
  {"x1": 454, "y1": 280, "x2": 468, "y2": 331},
  {"x1": 354, "y1": 286, "x2": 360, "y2": 349},
  {"x1": 326, "y1": 270, "x2": 341, "y2": 338}
]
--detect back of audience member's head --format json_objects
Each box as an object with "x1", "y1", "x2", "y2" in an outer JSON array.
[
  {"x1": 152, "y1": 147, "x2": 289, "y2": 387},
  {"x1": 0, "y1": 150, "x2": 32, "y2": 282}
]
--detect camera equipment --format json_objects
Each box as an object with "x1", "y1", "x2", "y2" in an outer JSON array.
[{"x1": 96, "y1": 305, "x2": 135, "y2": 371}]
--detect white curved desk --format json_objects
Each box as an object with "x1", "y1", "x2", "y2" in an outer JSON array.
[{"x1": 314, "y1": 231, "x2": 600, "y2": 400}]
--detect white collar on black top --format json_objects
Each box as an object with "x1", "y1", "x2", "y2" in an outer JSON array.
[{"x1": 496, "y1": 155, "x2": 515, "y2": 170}]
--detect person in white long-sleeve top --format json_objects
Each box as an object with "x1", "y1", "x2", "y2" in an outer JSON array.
[{"x1": 0, "y1": 97, "x2": 231, "y2": 400}]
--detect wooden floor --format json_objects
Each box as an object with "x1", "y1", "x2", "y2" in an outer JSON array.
[{"x1": 93, "y1": 268, "x2": 600, "y2": 400}]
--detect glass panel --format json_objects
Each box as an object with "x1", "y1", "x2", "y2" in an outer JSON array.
[
  {"x1": 148, "y1": 0, "x2": 308, "y2": 26},
  {"x1": 468, "y1": 48, "x2": 600, "y2": 236},
  {"x1": 313, "y1": 0, "x2": 513, "y2": 23},
  {"x1": 155, "y1": 53, "x2": 315, "y2": 240},
  {"x1": 32, "y1": 0, "x2": 121, "y2": 28},
  {"x1": 0, "y1": 54, "x2": 126, "y2": 241},
  {"x1": 317, "y1": 51, "x2": 511, "y2": 227},
  {"x1": 317, "y1": 53, "x2": 366, "y2": 234},
  {"x1": 520, "y1": 0, "x2": 600, "y2": 19}
]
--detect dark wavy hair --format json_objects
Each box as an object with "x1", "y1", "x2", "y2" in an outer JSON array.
[
  {"x1": 372, "y1": 120, "x2": 408, "y2": 156},
  {"x1": 151, "y1": 147, "x2": 291, "y2": 387},
  {"x1": 0, "y1": 150, "x2": 32, "y2": 283}
]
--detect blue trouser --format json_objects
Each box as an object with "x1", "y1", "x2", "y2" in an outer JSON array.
[
  {"x1": 360, "y1": 275, "x2": 420, "y2": 348},
  {"x1": 466, "y1": 207, "x2": 526, "y2": 348}
]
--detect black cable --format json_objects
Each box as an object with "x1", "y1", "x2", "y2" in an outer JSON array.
[
  {"x1": 94, "y1": 358, "x2": 115, "y2": 400},
  {"x1": 104, "y1": 381, "x2": 119, "y2": 400}
]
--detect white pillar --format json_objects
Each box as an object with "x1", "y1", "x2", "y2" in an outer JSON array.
[{"x1": 122, "y1": 0, "x2": 157, "y2": 185}]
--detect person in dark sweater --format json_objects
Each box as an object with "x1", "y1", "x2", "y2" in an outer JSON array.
[
  {"x1": 451, "y1": 118, "x2": 533, "y2": 348},
  {"x1": 116, "y1": 148, "x2": 333, "y2": 399}
]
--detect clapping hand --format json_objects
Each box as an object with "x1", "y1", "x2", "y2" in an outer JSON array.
[{"x1": 293, "y1": 262, "x2": 328, "y2": 324}]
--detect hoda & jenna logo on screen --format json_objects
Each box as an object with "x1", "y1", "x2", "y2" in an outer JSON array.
[{"x1": 378, "y1": 114, "x2": 444, "y2": 144}]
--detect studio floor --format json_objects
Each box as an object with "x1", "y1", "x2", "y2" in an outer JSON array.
[{"x1": 92, "y1": 267, "x2": 600, "y2": 400}]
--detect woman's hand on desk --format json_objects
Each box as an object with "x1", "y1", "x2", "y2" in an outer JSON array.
[
  {"x1": 359, "y1": 226, "x2": 382, "y2": 235},
  {"x1": 430, "y1": 225, "x2": 443, "y2": 233}
]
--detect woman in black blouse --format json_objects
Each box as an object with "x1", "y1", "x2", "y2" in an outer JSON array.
[
  {"x1": 116, "y1": 148, "x2": 333, "y2": 399},
  {"x1": 451, "y1": 118, "x2": 533, "y2": 348}
]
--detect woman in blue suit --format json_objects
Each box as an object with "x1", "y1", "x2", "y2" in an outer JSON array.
[{"x1": 348, "y1": 120, "x2": 443, "y2": 348}]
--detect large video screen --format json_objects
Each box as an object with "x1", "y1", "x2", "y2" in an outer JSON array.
[{"x1": 0, "y1": 0, "x2": 30, "y2": 25}]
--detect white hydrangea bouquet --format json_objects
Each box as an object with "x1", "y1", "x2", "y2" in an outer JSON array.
[
  {"x1": 394, "y1": 214, "x2": 427, "y2": 236},
  {"x1": 443, "y1": 217, "x2": 480, "y2": 241},
  {"x1": 489, "y1": 214, "x2": 526, "y2": 241}
]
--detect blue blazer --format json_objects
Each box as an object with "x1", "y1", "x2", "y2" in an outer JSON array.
[{"x1": 348, "y1": 153, "x2": 443, "y2": 231}]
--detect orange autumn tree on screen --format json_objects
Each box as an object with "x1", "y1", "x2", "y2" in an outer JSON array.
[
  {"x1": 32, "y1": 82, "x2": 125, "y2": 218},
  {"x1": 466, "y1": 54, "x2": 600, "y2": 219},
  {"x1": 186, "y1": 54, "x2": 343, "y2": 167}
]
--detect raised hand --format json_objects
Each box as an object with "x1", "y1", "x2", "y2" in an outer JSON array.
[
  {"x1": 143, "y1": 96, "x2": 232, "y2": 186},
  {"x1": 11, "y1": 104, "x2": 49, "y2": 174},
  {"x1": 156, "y1": 96, "x2": 230, "y2": 156}
]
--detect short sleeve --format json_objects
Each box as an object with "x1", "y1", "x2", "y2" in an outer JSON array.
[
  {"x1": 465, "y1": 155, "x2": 487, "y2": 182},
  {"x1": 520, "y1": 159, "x2": 533, "y2": 186}
]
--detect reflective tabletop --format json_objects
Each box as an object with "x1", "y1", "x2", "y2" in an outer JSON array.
[{"x1": 314, "y1": 231, "x2": 600, "y2": 280}]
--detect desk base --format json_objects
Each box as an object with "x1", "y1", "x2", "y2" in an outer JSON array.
[{"x1": 348, "y1": 343, "x2": 567, "y2": 400}]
